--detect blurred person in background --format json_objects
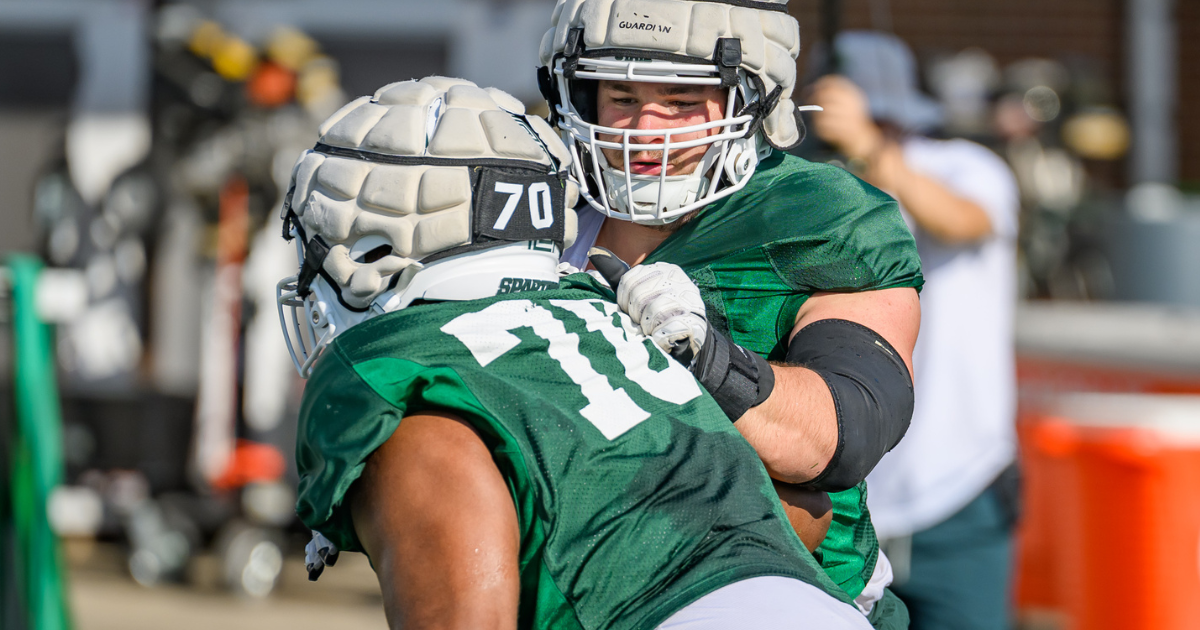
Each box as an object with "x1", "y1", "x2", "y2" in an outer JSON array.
[{"x1": 811, "y1": 31, "x2": 1019, "y2": 630}]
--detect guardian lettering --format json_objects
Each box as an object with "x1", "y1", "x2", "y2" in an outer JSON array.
[{"x1": 618, "y1": 21, "x2": 671, "y2": 33}]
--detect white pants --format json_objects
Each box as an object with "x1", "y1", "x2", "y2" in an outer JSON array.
[{"x1": 655, "y1": 576, "x2": 873, "y2": 629}]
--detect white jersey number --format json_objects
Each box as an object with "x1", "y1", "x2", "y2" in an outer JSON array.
[
  {"x1": 440, "y1": 299, "x2": 701, "y2": 439},
  {"x1": 491, "y1": 181, "x2": 555, "y2": 231}
]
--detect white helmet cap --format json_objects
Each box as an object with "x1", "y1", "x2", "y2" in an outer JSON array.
[
  {"x1": 538, "y1": 0, "x2": 802, "y2": 223},
  {"x1": 277, "y1": 77, "x2": 579, "y2": 376}
]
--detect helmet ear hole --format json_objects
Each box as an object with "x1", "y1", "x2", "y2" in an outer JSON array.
[
  {"x1": 349, "y1": 234, "x2": 394, "y2": 264},
  {"x1": 569, "y1": 79, "x2": 599, "y2": 124},
  {"x1": 356, "y1": 244, "x2": 393, "y2": 264}
]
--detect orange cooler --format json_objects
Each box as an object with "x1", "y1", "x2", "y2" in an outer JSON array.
[
  {"x1": 1016, "y1": 417, "x2": 1082, "y2": 618},
  {"x1": 1021, "y1": 394, "x2": 1200, "y2": 629}
]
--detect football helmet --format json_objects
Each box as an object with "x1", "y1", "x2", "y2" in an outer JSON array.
[
  {"x1": 277, "y1": 77, "x2": 579, "y2": 376},
  {"x1": 538, "y1": 0, "x2": 805, "y2": 223}
]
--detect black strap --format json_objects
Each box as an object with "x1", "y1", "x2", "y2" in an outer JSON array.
[
  {"x1": 572, "y1": 47, "x2": 721, "y2": 67},
  {"x1": 296, "y1": 235, "x2": 331, "y2": 298},
  {"x1": 562, "y1": 28, "x2": 585, "y2": 79},
  {"x1": 736, "y1": 84, "x2": 782, "y2": 138},
  {"x1": 281, "y1": 181, "x2": 298, "y2": 240},
  {"x1": 302, "y1": 238, "x2": 373, "y2": 314},
  {"x1": 714, "y1": 38, "x2": 742, "y2": 88},
  {"x1": 313, "y1": 143, "x2": 552, "y2": 173},
  {"x1": 693, "y1": 0, "x2": 788, "y2": 12},
  {"x1": 282, "y1": 208, "x2": 299, "y2": 242},
  {"x1": 693, "y1": 329, "x2": 775, "y2": 421}
]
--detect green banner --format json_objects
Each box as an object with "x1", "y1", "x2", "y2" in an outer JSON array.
[{"x1": 9, "y1": 255, "x2": 71, "y2": 630}]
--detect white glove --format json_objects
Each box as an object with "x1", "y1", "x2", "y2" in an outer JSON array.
[
  {"x1": 616, "y1": 262, "x2": 708, "y2": 364},
  {"x1": 305, "y1": 530, "x2": 339, "y2": 581}
]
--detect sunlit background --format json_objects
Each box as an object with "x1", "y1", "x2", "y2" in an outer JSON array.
[{"x1": 0, "y1": 1, "x2": 1197, "y2": 629}]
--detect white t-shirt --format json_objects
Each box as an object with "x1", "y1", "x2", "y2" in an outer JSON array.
[{"x1": 865, "y1": 137, "x2": 1019, "y2": 539}]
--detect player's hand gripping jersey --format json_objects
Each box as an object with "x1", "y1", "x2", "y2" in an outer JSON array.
[
  {"x1": 279, "y1": 78, "x2": 869, "y2": 629},
  {"x1": 298, "y1": 274, "x2": 852, "y2": 628}
]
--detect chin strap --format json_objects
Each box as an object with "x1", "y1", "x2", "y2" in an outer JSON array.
[
  {"x1": 282, "y1": 208, "x2": 332, "y2": 300},
  {"x1": 296, "y1": 235, "x2": 331, "y2": 299},
  {"x1": 736, "y1": 84, "x2": 783, "y2": 139},
  {"x1": 283, "y1": 207, "x2": 373, "y2": 313}
]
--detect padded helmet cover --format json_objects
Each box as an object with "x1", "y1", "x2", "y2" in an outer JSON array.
[
  {"x1": 278, "y1": 77, "x2": 579, "y2": 377},
  {"x1": 539, "y1": 0, "x2": 802, "y2": 149},
  {"x1": 285, "y1": 76, "x2": 578, "y2": 311}
]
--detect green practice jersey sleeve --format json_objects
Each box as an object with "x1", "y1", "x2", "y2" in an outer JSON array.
[{"x1": 295, "y1": 344, "x2": 407, "y2": 550}]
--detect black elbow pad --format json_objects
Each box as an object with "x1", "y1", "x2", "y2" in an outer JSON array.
[{"x1": 786, "y1": 319, "x2": 914, "y2": 493}]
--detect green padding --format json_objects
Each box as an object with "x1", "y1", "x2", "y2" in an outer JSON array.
[{"x1": 9, "y1": 255, "x2": 72, "y2": 630}]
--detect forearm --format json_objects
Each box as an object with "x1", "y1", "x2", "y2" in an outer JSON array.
[
  {"x1": 351, "y1": 413, "x2": 520, "y2": 630},
  {"x1": 772, "y1": 480, "x2": 832, "y2": 553},
  {"x1": 866, "y1": 143, "x2": 993, "y2": 244},
  {"x1": 737, "y1": 289, "x2": 919, "y2": 489},
  {"x1": 733, "y1": 363, "x2": 838, "y2": 484}
]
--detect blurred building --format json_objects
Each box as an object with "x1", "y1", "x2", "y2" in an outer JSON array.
[
  {"x1": 789, "y1": 0, "x2": 1200, "y2": 307},
  {"x1": 0, "y1": 0, "x2": 555, "y2": 263},
  {"x1": 788, "y1": 0, "x2": 1200, "y2": 192}
]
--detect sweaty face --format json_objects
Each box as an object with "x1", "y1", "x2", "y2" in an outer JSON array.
[{"x1": 595, "y1": 81, "x2": 726, "y2": 177}]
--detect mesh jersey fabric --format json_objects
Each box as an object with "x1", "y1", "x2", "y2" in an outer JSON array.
[
  {"x1": 638, "y1": 150, "x2": 924, "y2": 601},
  {"x1": 295, "y1": 274, "x2": 850, "y2": 630}
]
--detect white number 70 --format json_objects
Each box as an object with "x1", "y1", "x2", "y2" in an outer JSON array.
[
  {"x1": 492, "y1": 181, "x2": 554, "y2": 230},
  {"x1": 440, "y1": 299, "x2": 701, "y2": 439}
]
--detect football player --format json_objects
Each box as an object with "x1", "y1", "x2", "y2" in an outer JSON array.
[
  {"x1": 278, "y1": 77, "x2": 871, "y2": 629},
  {"x1": 540, "y1": 1, "x2": 924, "y2": 627}
]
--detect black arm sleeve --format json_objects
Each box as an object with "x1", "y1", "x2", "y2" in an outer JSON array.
[{"x1": 786, "y1": 319, "x2": 914, "y2": 493}]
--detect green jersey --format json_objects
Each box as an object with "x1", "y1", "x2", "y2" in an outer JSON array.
[
  {"x1": 642, "y1": 151, "x2": 924, "y2": 602},
  {"x1": 295, "y1": 276, "x2": 850, "y2": 630}
]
